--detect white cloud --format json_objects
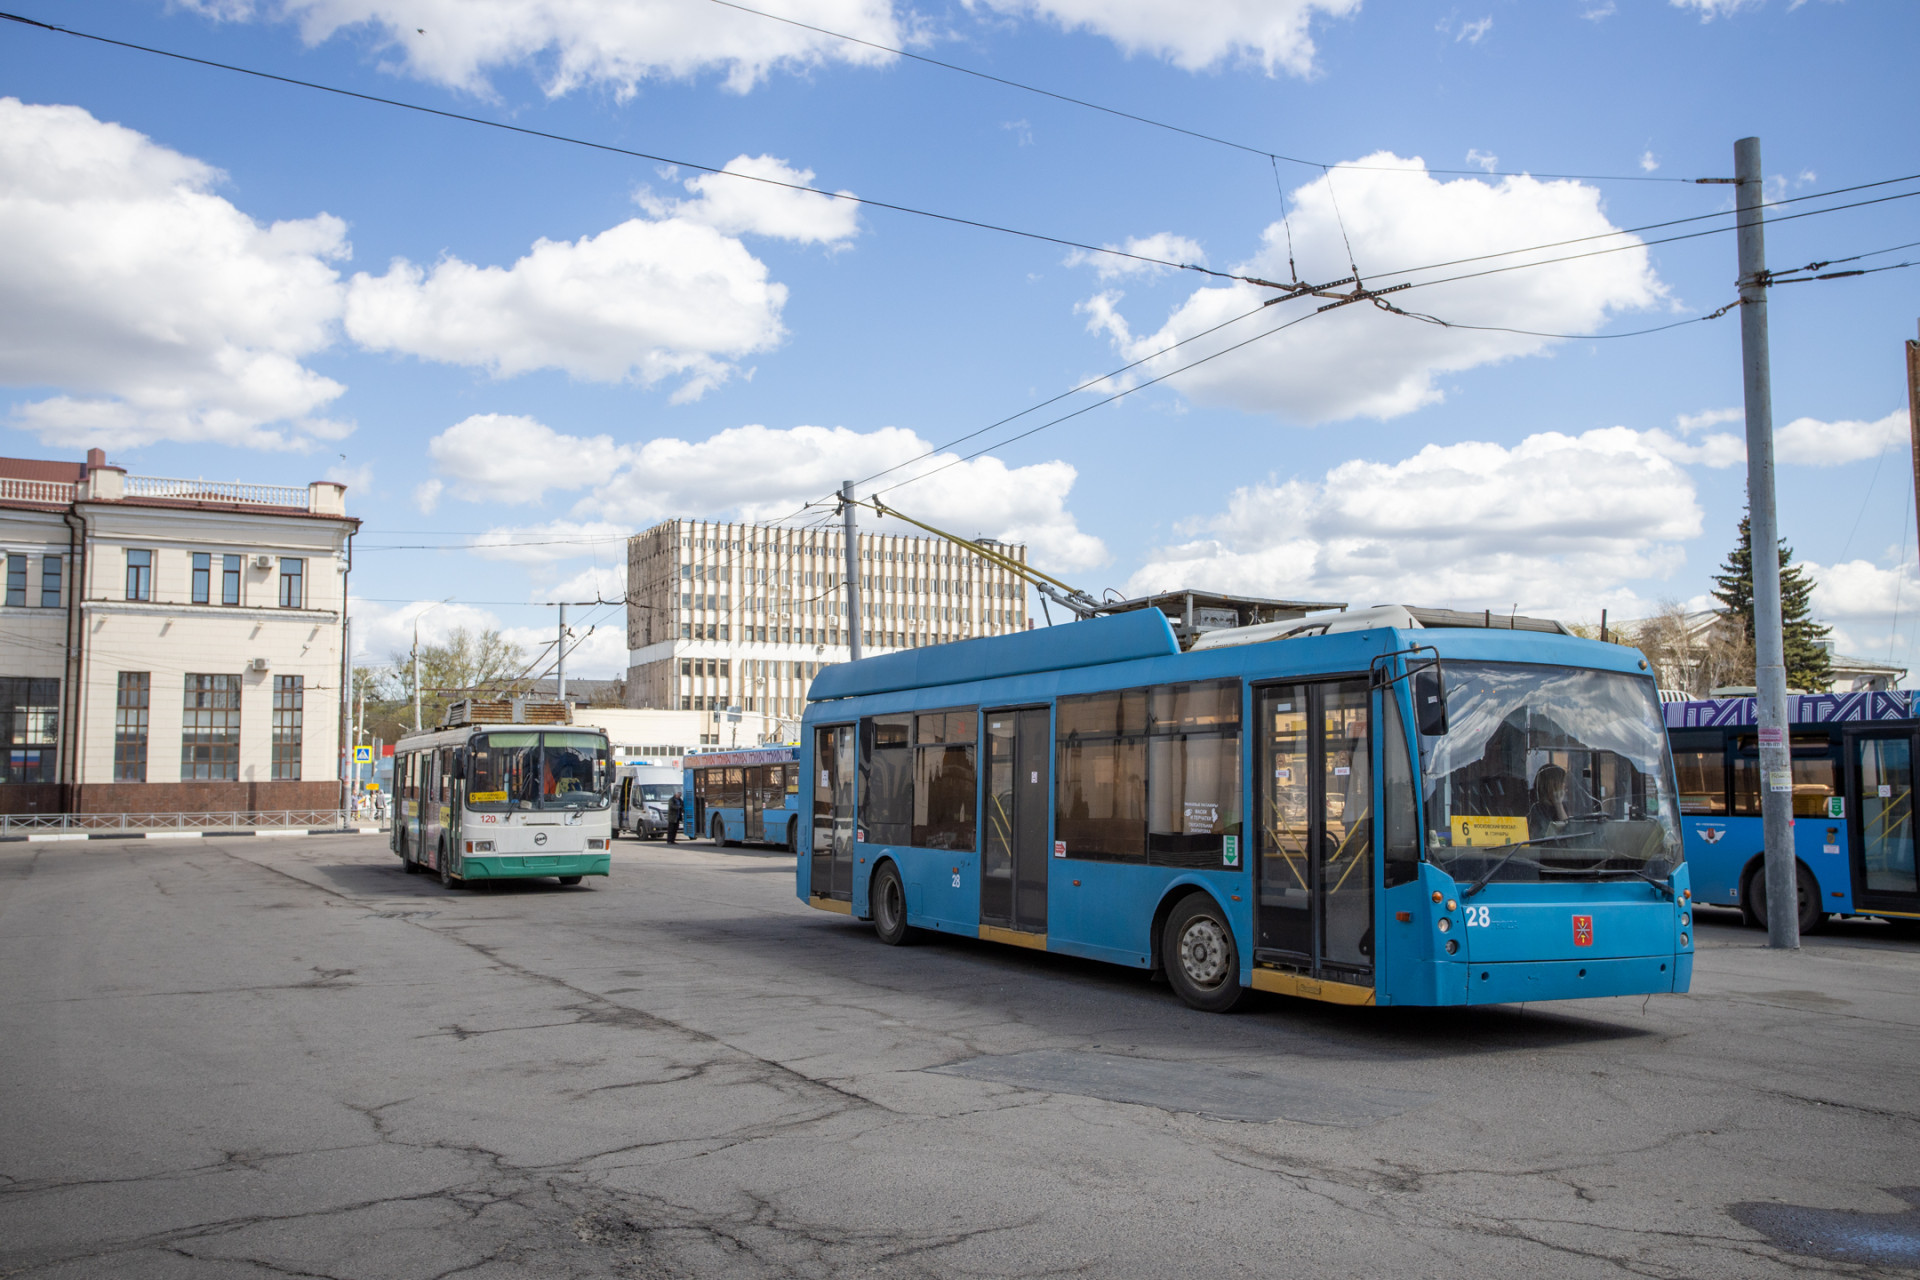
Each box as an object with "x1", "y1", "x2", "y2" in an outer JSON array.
[
  {"x1": 468, "y1": 520, "x2": 634, "y2": 565},
  {"x1": 646, "y1": 155, "x2": 860, "y2": 245},
  {"x1": 1064, "y1": 232, "x2": 1208, "y2": 281},
  {"x1": 1671, "y1": 0, "x2": 1762, "y2": 18},
  {"x1": 1639, "y1": 149, "x2": 1660, "y2": 173},
  {"x1": 350, "y1": 597, "x2": 502, "y2": 664},
  {"x1": 1675, "y1": 406, "x2": 1741, "y2": 433},
  {"x1": 1775, "y1": 410, "x2": 1905, "y2": 466},
  {"x1": 421, "y1": 416, "x2": 1107, "y2": 572},
  {"x1": 1810, "y1": 557, "x2": 1920, "y2": 625},
  {"x1": 1465, "y1": 148, "x2": 1498, "y2": 173},
  {"x1": 1083, "y1": 155, "x2": 1665, "y2": 424},
  {"x1": 0, "y1": 98, "x2": 351, "y2": 450},
  {"x1": 343, "y1": 211, "x2": 789, "y2": 397},
  {"x1": 1457, "y1": 16, "x2": 1493, "y2": 43},
  {"x1": 970, "y1": 0, "x2": 1361, "y2": 77},
  {"x1": 184, "y1": 0, "x2": 901, "y2": 96},
  {"x1": 427, "y1": 414, "x2": 628, "y2": 505},
  {"x1": 1125, "y1": 427, "x2": 1703, "y2": 621},
  {"x1": 412, "y1": 479, "x2": 444, "y2": 514},
  {"x1": 1638, "y1": 427, "x2": 1746, "y2": 468}
]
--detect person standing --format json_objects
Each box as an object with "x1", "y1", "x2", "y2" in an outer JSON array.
[{"x1": 667, "y1": 791, "x2": 684, "y2": 843}]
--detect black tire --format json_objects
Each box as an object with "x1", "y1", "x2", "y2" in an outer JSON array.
[
  {"x1": 786, "y1": 818, "x2": 798, "y2": 854},
  {"x1": 438, "y1": 841, "x2": 463, "y2": 891},
  {"x1": 711, "y1": 816, "x2": 727, "y2": 846},
  {"x1": 872, "y1": 862, "x2": 912, "y2": 945},
  {"x1": 557, "y1": 875, "x2": 583, "y2": 886},
  {"x1": 1162, "y1": 893, "x2": 1246, "y2": 1013},
  {"x1": 1744, "y1": 861, "x2": 1825, "y2": 936},
  {"x1": 398, "y1": 830, "x2": 420, "y2": 874}
]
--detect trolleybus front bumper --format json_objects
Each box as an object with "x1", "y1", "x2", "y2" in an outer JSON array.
[{"x1": 459, "y1": 854, "x2": 611, "y2": 880}]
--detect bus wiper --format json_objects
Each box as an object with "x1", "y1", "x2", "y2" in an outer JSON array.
[
  {"x1": 1590, "y1": 866, "x2": 1676, "y2": 898},
  {"x1": 1459, "y1": 833, "x2": 1585, "y2": 898}
]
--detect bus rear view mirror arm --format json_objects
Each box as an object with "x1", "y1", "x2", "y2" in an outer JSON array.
[{"x1": 1371, "y1": 645, "x2": 1448, "y2": 736}]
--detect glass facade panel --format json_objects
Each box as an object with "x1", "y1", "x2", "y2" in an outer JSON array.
[
  {"x1": 192, "y1": 553, "x2": 211, "y2": 605},
  {"x1": 126, "y1": 549, "x2": 152, "y2": 601},
  {"x1": 5, "y1": 554, "x2": 24, "y2": 607},
  {"x1": 222, "y1": 554, "x2": 242, "y2": 606},
  {"x1": 40, "y1": 555, "x2": 60, "y2": 608},
  {"x1": 114, "y1": 672, "x2": 149, "y2": 782},
  {"x1": 279, "y1": 558, "x2": 303, "y2": 608},
  {"x1": 181, "y1": 674, "x2": 241, "y2": 780}
]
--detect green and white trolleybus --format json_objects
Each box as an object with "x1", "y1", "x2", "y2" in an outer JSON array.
[{"x1": 392, "y1": 715, "x2": 614, "y2": 889}]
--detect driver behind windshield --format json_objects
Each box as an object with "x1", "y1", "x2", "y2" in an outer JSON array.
[{"x1": 1528, "y1": 763, "x2": 1570, "y2": 839}]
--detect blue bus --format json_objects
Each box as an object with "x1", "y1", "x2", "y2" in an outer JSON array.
[
  {"x1": 1665, "y1": 691, "x2": 1920, "y2": 932},
  {"x1": 685, "y1": 745, "x2": 803, "y2": 848},
  {"x1": 797, "y1": 605, "x2": 1694, "y2": 1011}
]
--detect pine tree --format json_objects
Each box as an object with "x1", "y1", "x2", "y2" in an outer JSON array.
[{"x1": 1710, "y1": 507, "x2": 1833, "y2": 692}]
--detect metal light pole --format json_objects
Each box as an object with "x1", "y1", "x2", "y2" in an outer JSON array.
[
  {"x1": 557, "y1": 602, "x2": 568, "y2": 705},
  {"x1": 411, "y1": 598, "x2": 450, "y2": 733},
  {"x1": 841, "y1": 480, "x2": 863, "y2": 660},
  {"x1": 1735, "y1": 136, "x2": 1799, "y2": 949}
]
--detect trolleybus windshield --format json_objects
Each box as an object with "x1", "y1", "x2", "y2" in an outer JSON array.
[
  {"x1": 1419, "y1": 663, "x2": 1681, "y2": 888},
  {"x1": 467, "y1": 731, "x2": 611, "y2": 810}
]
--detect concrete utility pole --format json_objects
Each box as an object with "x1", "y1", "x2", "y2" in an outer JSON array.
[
  {"x1": 841, "y1": 480, "x2": 863, "y2": 661},
  {"x1": 1735, "y1": 136, "x2": 1799, "y2": 950},
  {"x1": 1906, "y1": 319, "x2": 1920, "y2": 554},
  {"x1": 557, "y1": 602, "x2": 568, "y2": 705}
]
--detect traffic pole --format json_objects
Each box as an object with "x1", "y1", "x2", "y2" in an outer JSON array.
[
  {"x1": 1735, "y1": 136, "x2": 1799, "y2": 949},
  {"x1": 841, "y1": 480, "x2": 863, "y2": 661},
  {"x1": 557, "y1": 602, "x2": 568, "y2": 705},
  {"x1": 1906, "y1": 319, "x2": 1920, "y2": 555}
]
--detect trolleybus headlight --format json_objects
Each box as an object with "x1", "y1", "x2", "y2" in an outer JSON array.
[
  {"x1": 1445, "y1": 939, "x2": 1459, "y2": 955},
  {"x1": 1445, "y1": 899, "x2": 1458, "y2": 911},
  {"x1": 468, "y1": 840, "x2": 494, "y2": 853},
  {"x1": 1681, "y1": 912, "x2": 1690, "y2": 927},
  {"x1": 1437, "y1": 917, "x2": 1452, "y2": 933},
  {"x1": 1680, "y1": 933, "x2": 1690, "y2": 947}
]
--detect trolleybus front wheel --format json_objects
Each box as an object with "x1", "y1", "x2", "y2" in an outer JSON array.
[
  {"x1": 1743, "y1": 862, "x2": 1824, "y2": 935},
  {"x1": 437, "y1": 840, "x2": 464, "y2": 891},
  {"x1": 1162, "y1": 893, "x2": 1245, "y2": 1013},
  {"x1": 871, "y1": 862, "x2": 913, "y2": 946},
  {"x1": 557, "y1": 875, "x2": 584, "y2": 886}
]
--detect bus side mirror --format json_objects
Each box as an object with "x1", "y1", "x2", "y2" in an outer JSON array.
[{"x1": 1412, "y1": 667, "x2": 1449, "y2": 736}]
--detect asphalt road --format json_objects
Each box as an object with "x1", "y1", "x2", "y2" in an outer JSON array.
[{"x1": 3, "y1": 834, "x2": 1918, "y2": 1278}]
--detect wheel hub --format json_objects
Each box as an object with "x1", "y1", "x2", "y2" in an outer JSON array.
[{"x1": 1179, "y1": 918, "x2": 1229, "y2": 987}]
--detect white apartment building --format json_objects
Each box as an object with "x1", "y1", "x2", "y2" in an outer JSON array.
[
  {"x1": 0, "y1": 449, "x2": 357, "y2": 815},
  {"x1": 625, "y1": 518, "x2": 1028, "y2": 732}
]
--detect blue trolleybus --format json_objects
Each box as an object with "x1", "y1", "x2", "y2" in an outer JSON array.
[
  {"x1": 1665, "y1": 691, "x2": 1920, "y2": 932},
  {"x1": 797, "y1": 605, "x2": 1694, "y2": 1011},
  {"x1": 685, "y1": 745, "x2": 803, "y2": 849}
]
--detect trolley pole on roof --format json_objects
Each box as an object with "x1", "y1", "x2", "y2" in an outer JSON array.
[
  {"x1": 840, "y1": 480, "x2": 863, "y2": 661},
  {"x1": 1734, "y1": 136, "x2": 1799, "y2": 950},
  {"x1": 557, "y1": 602, "x2": 567, "y2": 705}
]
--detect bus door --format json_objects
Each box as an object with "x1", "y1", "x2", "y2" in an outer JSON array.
[
  {"x1": 982, "y1": 706, "x2": 1050, "y2": 936},
  {"x1": 1254, "y1": 681, "x2": 1374, "y2": 981},
  {"x1": 1846, "y1": 726, "x2": 1919, "y2": 915},
  {"x1": 812, "y1": 727, "x2": 855, "y2": 900},
  {"x1": 744, "y1": 765, "x2": 764, "y2": 841}
]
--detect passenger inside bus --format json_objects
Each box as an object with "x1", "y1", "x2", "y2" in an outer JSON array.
[{"x1": 1528, "y1": 763, "x2": 1571, "y2": 839}]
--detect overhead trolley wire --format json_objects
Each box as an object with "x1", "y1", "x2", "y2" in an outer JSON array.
[
  {"x1": 697, "y1": 0, "x2": 1703, "y2": 184},
  {"x1": 0, "y1": 10, "x2": 1261, "y2": 286}
]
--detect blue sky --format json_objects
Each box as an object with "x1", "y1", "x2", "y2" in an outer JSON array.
[{"x1": 2, "y1": 0, "x2": 1916, "y2": 679}]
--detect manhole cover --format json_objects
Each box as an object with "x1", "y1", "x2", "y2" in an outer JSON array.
[
  {"x1": 930, "y1": 1050, "x2": 1429, "y2": 1125},
  {"x1": 1730, "y1": 1188, "x2": 1920, "y2": 1267}
]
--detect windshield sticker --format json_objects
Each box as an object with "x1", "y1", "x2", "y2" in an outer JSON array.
[
  {"x1": 1827, "y1": 796, "x2": 1845, "y2": 818},
  {"x1": 1451, "y1": 815, "x2": 1528, "y2": 847},
  {"x1": 1183, "y1": 801, "x2": 1218, "y2": 834},
  {"x1": 468, "y1": 790, "x2": 508, "y2": 804},
  {"x1": 1054, "y1": 840, "x2": 1067, "y2": 857},
  {"x1": 1222, "y1": 835, "x2": 1240, "y2": 868}
]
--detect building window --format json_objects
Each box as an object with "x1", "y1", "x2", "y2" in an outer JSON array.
[
  {"x1": 0, "y1": 676, "x2": 59, "y2": 784},
  {"x1": 126, "y1": 549, "x2": 152, "y2": 601},
  {"x1": 4, "y1": 555, "x2": 23, "y2": 607},
  {"x1": 182, "y1": 674, "x2": 241, "y2": 780},
  {"x1": 40, "y1": 556, "x2": 60, "y2": 608},
  {"x1": 272, "y1": 675, "x2": 303, "y2": 780},
  {"x1": 279, "y1": 557, "x2": 303, "y2": 608},
  {"x1": 222, "y1": 554, "x2": 242, "y2": 606},
  {"x1": 192, "y1": 552, "x2": 211, "y2": 604},
  {"x1": 114, "y1": 672, "x2": 149, "y2": 782}
]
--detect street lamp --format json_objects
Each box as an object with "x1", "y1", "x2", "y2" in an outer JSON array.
[{"x1": 411, "y1": 598, "x2": 452, "y2": 731}]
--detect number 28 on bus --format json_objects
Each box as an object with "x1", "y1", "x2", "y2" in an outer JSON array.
[{"x1": 797, "y1": 604, "x2": 1694, "y2": 1012}]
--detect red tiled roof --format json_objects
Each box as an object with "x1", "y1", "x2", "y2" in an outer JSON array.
[{"x1": 0, "y1": 456, "x2": 85, "y2": 483}]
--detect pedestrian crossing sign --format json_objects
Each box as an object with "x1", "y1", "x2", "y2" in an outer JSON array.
[{"x1": 353, "y1": 745, "x2": 373, "y2": 763}]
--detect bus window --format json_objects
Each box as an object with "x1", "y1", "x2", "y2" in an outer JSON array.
[
  {"x1": 1382, "y1": 691, "x2": 1420, "y2": 888},
  {"x1": 1670, "y1": 731, "x2": 1727, "y2": 815},
  {"x1": 913, "y1": 709, "x2": 977, "y2": 850},
  {"x1": 543, "y1": 732, "x2": 611, "y2": 806},
  {"x1": 1056, "y1": 689, "x2": 1147, "y2": 862},
  {"x1": 1731, "y1": 734, "x2": 1836, "y2": 818},
  {"x1": 859, "y1": 714, "x2": 913, "y2": 844},
  {"x1": 468, "y1": 732, "x2": 537, "y2": 807},
  {"x1": 1144, "y1": 681, "x2": 1240, "y2": 866},
  {"x1": 723, "y1": 767, "x2": 745, "y2": 809}
]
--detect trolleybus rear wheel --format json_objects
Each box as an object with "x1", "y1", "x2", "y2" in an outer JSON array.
[
  {"x1": 711, "y1": 816, "x2": 727, "y2": 845},
  {"x1": 1743, "y1": 862, "x2": 1824, "y2": 935},
  {"x1": 1162, "y1": 893, "x2": 1245, "y2": 1013},
  {"x1": 872, "y1": 862, "x2": 912, "y2": 946},
  {"x1": 398, "y1": 830, "x2": 419, "y2": 873}
]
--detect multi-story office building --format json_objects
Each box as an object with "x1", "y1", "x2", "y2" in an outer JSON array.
[
  {"x1": 625, "y1": 518, "x2": 1028, "y2": 731},
  {"x1": 0, "y1": 449, "x2": 356, "y2": 815}
]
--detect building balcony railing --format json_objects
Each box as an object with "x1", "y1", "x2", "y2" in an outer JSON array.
[
  {"x1": 124, "y1": 475, "x2": 310, "y2": 508},
  {"x1": 0, "y1": 809, "x2": 381, "y2": 834},
  {"x1": 0, "y1": 477, "x2": 82, "y2": 504}
]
